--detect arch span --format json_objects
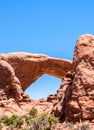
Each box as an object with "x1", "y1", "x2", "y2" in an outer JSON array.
[
  {"x1": 0, "y1": 52, "x2": 73, "y2": 91},
  {"x1": 0, "y1": 52, "x2": 73, "y2": 115}
]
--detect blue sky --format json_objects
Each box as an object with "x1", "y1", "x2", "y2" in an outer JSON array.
[{"x1": 0, "y1": 0, "x2": 94, "y2": 99}]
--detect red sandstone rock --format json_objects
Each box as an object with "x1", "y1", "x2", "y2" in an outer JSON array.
[
  {"x1": 72, "y1": 34, "x2": 94, "y2": 121},
  {"x1": 0, "y1": 52, "x2": 72, "y2": 91},
  {"x1": 0, "y1": 34, "x2": 94, "y2": 124},
  {"x1": 52, "y1": 70, "x2": 75, "y2": 120},
  {"x1": 0, "y1": 52, "x2": 72, "y2": 116},
  {"x1": 52, "y1": 34, "x2": 94, "y2": 123}
]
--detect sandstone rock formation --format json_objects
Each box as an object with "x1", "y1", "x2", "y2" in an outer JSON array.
[
  {"x1": 0, "y1": 52, "x2": 72, "y2": 116},
  {"x1": 51, "y1": 70, "x2": 75, "y2": 121},
  {"x1": 52, "y1": 34, "x2": 94, "y2": 123},
  {"x1": 0, "y1": 53, "x2": 72, "y2": 91},
  {"x1": 0, "y1": 34, "x2": 94, "y2": 124},
  {"x1": 71, "y1": 34, "x2": 94, "y2": 121}
]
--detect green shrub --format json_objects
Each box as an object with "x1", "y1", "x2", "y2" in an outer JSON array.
[
  {"x1": 1, "y1": 108, "x2": 58, "y2": 130},
  {"x1": 12, "y1": 116, "x2": 23, "y2": 128},
  {"x1": 23, "y1": 112, "x2": 57, "y2": 130},
  {"x1": 2, "y1": 115, "x2": 23, "y2": 128},
  {"x1": 24, "y1": 115, "x2": 34, "y2": 126},
  {"x1": 40, "y1": 112, "x2": 48, "y2": 120},
  {"x1": 29, "y1": 107, "x2": 38, "y2": 117},
  {"x1": 48, "y1": 114, "x2": 57, "y2": 129},
  {"x1": 2, "y1": 116, "x2": 12, "y2": 125}
]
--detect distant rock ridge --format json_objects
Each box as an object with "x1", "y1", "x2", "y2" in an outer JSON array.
[{"x1": 0, "y1": 34, "x2": 94, "y2": 123}]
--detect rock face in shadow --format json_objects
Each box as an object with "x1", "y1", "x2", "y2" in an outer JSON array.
[
  {"x1": 52, "y1": 34, "x2": 94, "y2": 122},
  {"x1": 51, "y1": 71, "x2": 75, "y2": 121}
]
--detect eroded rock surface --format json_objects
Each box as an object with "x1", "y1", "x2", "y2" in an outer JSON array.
[
  {"x1": 0, "y1": 53, "x2": 72, "y2": 116},
  {"x1": 52, "y1": 34, "x2": 94, "y2": 122},
  {"x1": 0, "y1": 53, "x2": 72, "y2": 91},
  {"x1": 0, "y1": 34, "x2": 94, "y2": 123},
  {"x1": 71, "y1": 34, "x2": 94, "y2": 121}
]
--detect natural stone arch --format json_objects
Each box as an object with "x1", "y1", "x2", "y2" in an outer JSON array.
[
  {"x1": 0, "y1": 52, "x2": 73, "y2": 116},
  {"x1": 0, "y1": 52, "x2": 73, "y2": 104},
  {"x1": 2, "y1": 52, "x2": 73, "y2": 91}
]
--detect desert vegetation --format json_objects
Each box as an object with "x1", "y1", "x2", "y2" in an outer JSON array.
[
  {"x1": 0, "y1": 107, "x2": 92, "y2": 130},
  {"x1": 0, "y1": 107, "x2": 57, "y2": 130}
]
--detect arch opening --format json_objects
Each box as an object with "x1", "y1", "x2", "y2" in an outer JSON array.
[{"x1": 25, "y1": 74, "x2": 61, "y2": 100}]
